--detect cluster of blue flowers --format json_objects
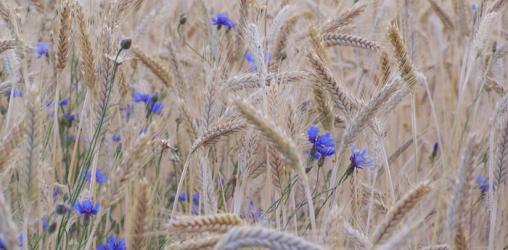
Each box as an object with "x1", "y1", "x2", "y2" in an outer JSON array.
[
  {"x1": 307, "y1": 125, "x2": 336, "y2": 160},
  {"x1": 133, "y1": 91, "x2": 163, "y2": 116},
  {"x1": 173, "y1": 192, "x2": 200, "y2": 215},
  {"x1": 0, "y1": 233, "x2": 24, "y2": 250},
  {"x1": 97, "y1": 235, "x2": 126, "y2": 250}
]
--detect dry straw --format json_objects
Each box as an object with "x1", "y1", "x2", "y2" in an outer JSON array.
[
  {"x1": 214, "y1": 226, "x2": 326, "y2": 250},
  {"x1": 132, "y1": 46, "x2": 174, "y2": 90},
  {"x1": 0, "y1": 119, "x2": 25, "y2": 174}
]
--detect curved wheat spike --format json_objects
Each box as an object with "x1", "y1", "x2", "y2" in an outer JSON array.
[
  {"x1": 371, "y1": 181, "x2": 432, "y2": 245},
  {"x1": 132, "y1": 46, "x2": 174, "y2": 91},
  {"x1": 322, "y1": 33, "x2": 381, "y2": 51},
  {"x1": 320, "y1": 2, "x2": 366, "y2": 34},
  {"x1": 421, "y1": 244, "x2": 450, "y2": 250},
  {"x1": 73, "y1": 3, "x2": 97, "y2": 94},
  {"x1": 0, "y1": 39, "x2": 17, "y2": 55},
  {"x1": 56, "y1": 1, "x2": 71, "y2": 71},
  {"x1": 232, "y1": 98, "x2": 317, "y2": 233},
  {"x1": 214, "y1": 226, "x2": 327, "y2": 250},
  {"x1": 387, "y1": 24, "x2": 417, "y2": 92},
  {"x1": 189, "y1": 118, "x2": 246, "y2": 154},
  {"x1": 0, "y1": 119, "x2": 25, "y2": 174},
  {"x1": 127, "y1": 179, "x2": 153, "y2": 250},
  {"x1": 168, "y1": 214, "x2": 245, "y2": 234}
]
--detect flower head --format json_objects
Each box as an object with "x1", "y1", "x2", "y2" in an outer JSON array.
[
  {"x1": 307, "y1": 125, "x2": 319, "y2": 143},
  {"x1": 36, "y1": 41, "x2": 49, "y2": 58},
  {"x1": 315, "y1": 133, "x2": 336, "y2": 156},
  {"x1": 192, "y1": 192, "x2": 200, "y2": 215},
  {"x1": 5, "y1": 89, "x2": 23, "y2": 97},
  {"x1": 211, "y1": 13, "x2": 234, "y2": 29},
  {"x1": 133, "y1": 91, "x2": 150, "y2": 103},
  {"x1": 74, "y1": 199, "x2": 99, "y2": 217},
  {"x1": 148, "y1": 100, "x2": 163, "y2": 114},
  {"x1": 98, "y1": 234, "x2": 126, "y2": 250},
  {"x1": 84, "y1": 168, "x2": 108, "y2": 184},
  {"x1": 112, "y1": 134, "x2": 121, "y2": 142},
  {"x1": 59, "y1": 98, "x2": 69, "y2": 106},
  {"x1": 350, "y1": 145, "x2": 372, "y2": 169},
  {"x1": 245, "y1": 52, "x2": 271, "y2": 70},
  {"x1": 0, "y1": 239, "x2": 5, "y2": 250},
  {"x1": 248, "y1": 200, "x2": 263, "y2": 222},
  {"x1": 476, "y1": 176, "x2": 495, "y2": 193}
]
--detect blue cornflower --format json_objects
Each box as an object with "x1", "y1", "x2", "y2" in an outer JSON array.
[
  {"x1": 74, "y1": 199, "x2": 100, "y2": 217},
  {"x1": 36, "y1": 41, "x2": 49, "y2": 58},
  {"x1": 64, "y1": 112, "x2": 76, "y2": 122},
  {"x1": 192, "y1": 192, "x2": 200, "y2": 215},
  {"x1": 53, "y1": 186, "x2": 60, "y2": 201},
  {"x1": 307, "y1": 125, "x2": 319, "y2": 143},
  {"x1": 248, "y1": 200, "x2": 263, "y2": 222},
  {"x1": 133, "y1": 91, "x2": 163, "y2": 115},
  {"x1": 84, "y1": 168, "x2": 108, "y2": 184},
  {"x1": 112, "y1": 134, "x2": 121, "y2": 142},
  {"x1": 211, "y1": 13, "x2": 234, "y2": 29},
  {"x1": 315, "y1": 133, "x2": 336, "y2": 156},
  {"x1": 148, "y1": 100, "x2": 163, "y2": 114},
  {"x1": 476, "y1": 176, "x2": 495, "y2": 193},
  {"x1": 5, "y1": 89, "x2": 23, "y2": 97},
  {"x1": 307, "y1": 125, "x2": 336, "y2": 160},
  {"x1": 97, "y1": 234, "x2": 126, "y2": 250},
  {"x1": 42, "y1": 216, "x2": 50, "y2": 231},
  {"x1": 0, "y1": 238, "x2": 5, "y2": 250},
  {"x1": 133, "y1": 91, "x2": 150, "y2": 103},
  {"x1": 349, "y1": 144, "x2": 372, "y2": 169},
  {"x1": 18, "y1": 234, "x2": 23, "y2": 247},
  {"x1": 59, "y1": 98, "x2": 69, "y2": 106},
  {"x1": 44, "y1": 100, "x2": 52, "y2": 108},
  {"x1": 245, "y1": 52, "x2": 271, "y2": 70}
]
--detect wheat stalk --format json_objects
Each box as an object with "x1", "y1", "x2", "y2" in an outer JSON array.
[
  {"x1": 214, "y1": 226, "x2": 326, "y2": 250},
  {"x1": 189, "y1": 118, "x2": 246, "y2": 154},
  {"x1": 320, "y1": 2, "x2": 367, "y2": 34}
]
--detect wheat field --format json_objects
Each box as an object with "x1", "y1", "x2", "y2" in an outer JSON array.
[{"x1": 0, "y1": 0, "x2": 507, "y2": 249}]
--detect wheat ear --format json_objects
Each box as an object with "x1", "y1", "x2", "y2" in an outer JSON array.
[
  {"x1": 0, "y1": 119, "x2": 25, "y2": 174},
  {"x1": 56, "y1": 1, "x2": 71, "y2": 71},
  {"x1": 132, "y1": 46, "x2": 173, "y2": 89},
  {"x1": 320, "y1": 2, "x2": 367, "y2": 34},
  {"x1": 387, "y1": 24, "x2": 418, "y2": 92},
  {"x1": 371, "y1": 181, "x2": 432, "y2": 245},
  {"x1": 232, "y1": 98, "x2": 317, "y2": 234},
  {"x1": 189, "y1": 118, "x2": 246, "y2": 154},
  {"x1": 214, "y1": 226, "x2": 326, "y2": 250},
  {"x1": 322, "y1": 33, "x2": 381, "y2": 51},
  {"x1": 308, "y1": 53, "x2": 361, "y2": 116},
  {"x1": 0, "y1": 39, "x2": 17, "y2": 54},
  {"x1": 73, "y1": 3, "x2": 97, "y2": 94},
  {"x1": 168, "y1": 214, "x2": 245, "y2": 234},
  {"x1": 127, "y1": 179, "x2": 153, "y2": 250}
]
